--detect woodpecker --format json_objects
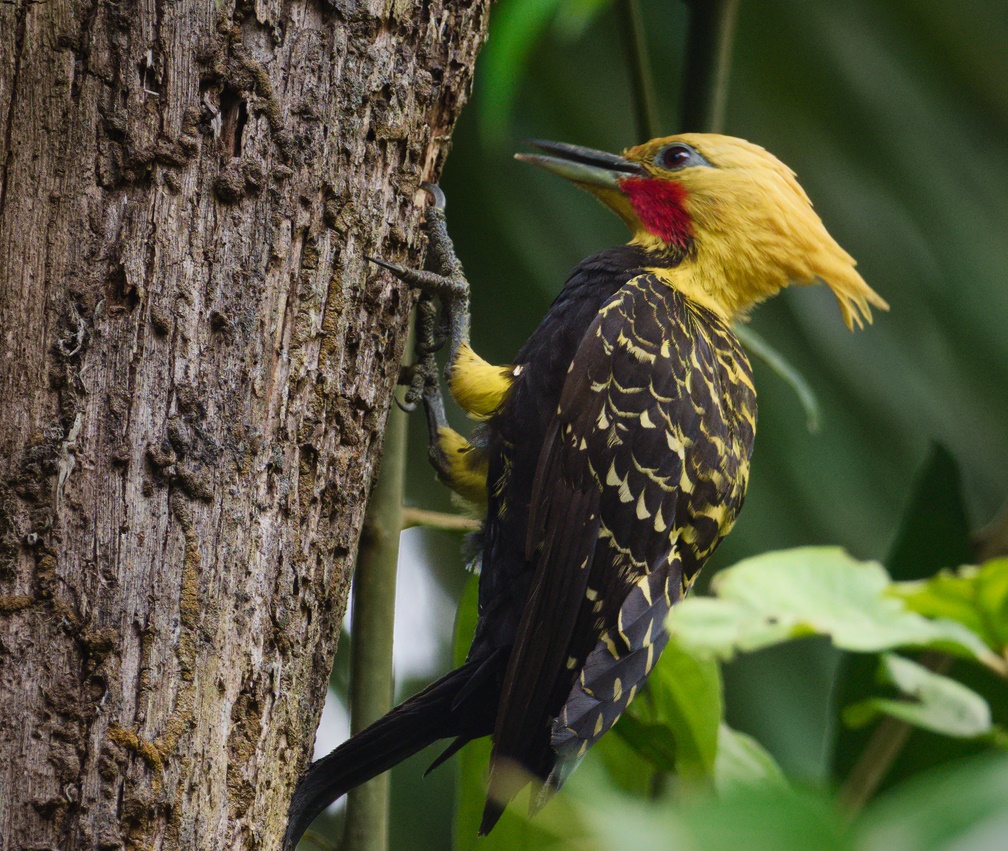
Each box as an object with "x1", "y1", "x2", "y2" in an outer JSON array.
[{"x1": 285, "y1": 134, "x2": 887, "y2": 848}]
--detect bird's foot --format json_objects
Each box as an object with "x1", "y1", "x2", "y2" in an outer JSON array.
[
  {"x1": 394, "y1": 293, "x2": 446, "y2": 416},
  {"x1": 367, "y1": 183, "x2": 471, "y2": 372},
  {"x1": 366, "y1": 184, "x2": 467, "y2": 299},
  {"x1": 375, "y1": 184, "x2": 470, "y2": 481},
  {"x1": 393, "y1": 352, "x2": 452, "y2": 481},
  {"x1": 368, "y1": 256, "x2": 468, "y2": 302}
]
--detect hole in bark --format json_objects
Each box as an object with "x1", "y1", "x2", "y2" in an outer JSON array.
[
  {"x1": 234, "y1": 101, "x2": 248, "y2": 156},
  {"x1": 138, "y1": 50, "x2": 160, "y2": 95},
  {"x1": 209, "y1": 310, "x2": 231, "y2": 335},
  {"x1": 299, "y1": 444, "x2": 318, "y2": 471},
  {"x1": 219, "y1": 84, "x2": 247, "y2": 158},
  {"x1": 106, "y1": 261, "x2": 139, "y2": 313}
]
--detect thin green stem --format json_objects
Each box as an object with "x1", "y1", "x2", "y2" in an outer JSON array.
[
  {"x1": 680, "y1": 0, "x2": 740, "y2": 133},
  {"x1": 617, "y1": 0, "x2": 660, "y2": 142},
  {"x1": 838, "y1": 653, "x2": 951, "y2": 814},
  {"x1": 401, "y1": 505, "x2": 481, "y2": 533},
  {"x1": 733, "y1": 325, "x2": 821, "y2": 433},
  {"x1": 342, "y1": 344, "x2": 410, "y2": 851},
  {"x1": 837, "y1": 714, "x2": 912, "y2": 814}
]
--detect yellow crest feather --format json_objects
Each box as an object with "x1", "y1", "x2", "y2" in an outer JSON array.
[{"x1": 624, "y1": 134, "x2": 888, "y2": 329}]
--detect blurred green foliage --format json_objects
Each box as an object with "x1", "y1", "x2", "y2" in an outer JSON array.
[
  {"x1": 664, "y1": 547, "x2": 997, "y2": 664},
  {"x1": 842, "y1": 653, "x2": 995, "y2": 739},
  {"x1": 312, "y1": 0, "x2": 1008, "y2": 847}
]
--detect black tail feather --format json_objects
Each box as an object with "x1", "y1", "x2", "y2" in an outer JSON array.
[
  {"x1": 424, "y1": 735, "x2": 471, "y2": 777},
  {"x1": 285, "y1": 658, "x2": 495, "y2": 850},
  {"x1": 452, "y1": 647, "x2": 507, "y2": 711}
]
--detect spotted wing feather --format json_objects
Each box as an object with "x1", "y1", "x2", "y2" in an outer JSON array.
[
  {"x1": 483, "y1": 274, "x2": 755, "y2": 829},
  {"x1": 550, "y1": 275, "x2": 756, "y2": 775}
]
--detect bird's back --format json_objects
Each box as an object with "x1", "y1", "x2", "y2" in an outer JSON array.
[
  {"x1": 469, "y1": 245, "x2": 663, "y2": 656},
  {"x1": 469, "y1": 246, "x2": 757, "y2": 828}
]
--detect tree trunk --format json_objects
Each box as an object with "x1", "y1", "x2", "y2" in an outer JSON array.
[{"x1": 0, "y1": 1, "x2": 488, "y2": 847}]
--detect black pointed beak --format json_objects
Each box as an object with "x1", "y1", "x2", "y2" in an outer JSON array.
[{"x1": 514, "y1": 140, "x2": 644, "y2": 188}]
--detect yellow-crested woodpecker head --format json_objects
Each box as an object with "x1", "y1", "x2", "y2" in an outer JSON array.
[{"x1": 516, "y1": 134, "x2": 888, "y2": 329}]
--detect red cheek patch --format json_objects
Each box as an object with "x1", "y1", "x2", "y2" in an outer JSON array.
[{"x1": 619, "y1": 177, "x2": 693, "y2": 249}]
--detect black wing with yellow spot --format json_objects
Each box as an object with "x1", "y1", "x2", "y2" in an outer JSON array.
[{"x1": 484, "y1": 273, "x2": 755, "y2": 826}]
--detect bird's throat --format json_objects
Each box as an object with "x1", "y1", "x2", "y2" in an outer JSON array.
[{"x1": 619, "y1": 177, "x2": 693, "y2": 251}]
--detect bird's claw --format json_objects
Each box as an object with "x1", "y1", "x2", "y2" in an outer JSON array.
[
  {"x1": 414, "y1": 296, "x2": 448, "y2": 357},
  {"x1": 394, "y1": 394, "x2": 417, "y2": 414},
  {"x1": 375, "y1": 185, "x2": 470, "y2": 487},
  {"x1": 366, "y1": 256, "x2": 468, "y2": 301},
  {"x1": 396, "y1": 353, "x2": 440, "y2": 414},
  {"x1": 395, "y1": 369, "x2": 424, "y2": 413},
  {"x1": 421, "y1": 182, "x2": 446, "y2": 211},
  {"x1": 367, "y1": 256, "x2": 408, "y2": 277}
]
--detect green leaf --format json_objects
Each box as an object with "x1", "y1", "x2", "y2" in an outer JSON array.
[
  {"x1": 843, "y1": 654, "x2": 994, "y2": 738},
  {"x1": 571, "y1": 755, "x2": 1008, "y2": 851},
  {"x1": 571, "y1": 778, "x2": 845, "y2": 851},
  {"x1": 854, "y1": 754, "x2": 1008, "y2": 851},
  {"x1": 894, "y1": 559, "x2": 1008, "y2": 660},
  {"x1": 666, "y1": 547, "x2": 999, "y2": 668},
  {"x1": 615, "y1": 640, "x2": 722, "y2": 781},
  {"x1": 569, "y1": 783, "x2": 691, "y2": 851},
  {"x1": 675, "y1": 784, "x2": 850, "y2": 851},
  {"x1": 714, "y1": 724, "x2": 787, "y2": 792}
]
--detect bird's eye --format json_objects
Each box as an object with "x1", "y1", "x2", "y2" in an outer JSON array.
[{"x1": 660, "y1": 144, "x2": 693, "y2": 169}]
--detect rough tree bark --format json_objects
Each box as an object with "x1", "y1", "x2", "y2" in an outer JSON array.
[{"x1": 0, "y1": 1, "x2": 489, "y2": 848}]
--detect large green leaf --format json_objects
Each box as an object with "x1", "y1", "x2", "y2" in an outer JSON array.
[
  {"x1": 574, "y1": 755, "x2": 1008, "y2": 851},
  {"x1": 855, "y1": 754, "x2": 1008, "y2": 851},
  {"x1": 894, "y1": 559, "x2": 1008, "y2": 660},
  {"x1": 665, "y1": 547, "x2": 998, "y2": 667},
  {"x1": 572, "y1": 778, "x2": 845, "y2": 851},
  {"x1": 843, "y1": 654, "x2": 994, "y2": 739},
  {"x1": 672, "y1": 784, "x2": 849, "y2": 851},
  {"x1": 561, "y1": 755, "x2": 1008, "y2": 851},
  {"x1": 714, "y1": 724, "x2": 787, "y2": 792},
  {"x1": 614, "y1": 640, "x2": 722, "y2": 781}
]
